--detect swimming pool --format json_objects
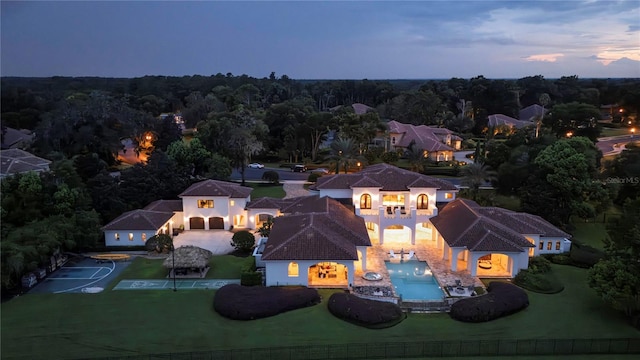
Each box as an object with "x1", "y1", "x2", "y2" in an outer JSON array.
[{"x1": 385, "y1": 260, "x2": 444, "y2": 301}]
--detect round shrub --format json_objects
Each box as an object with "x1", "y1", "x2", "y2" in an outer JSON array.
[
  {"x1": 145, "y1": 234, "x2": 172, "y2": 254},
  {"x1": 449, "y1": 282, "x2": 529, "y2": 323},
  {"x1": 513, "y1": 269, "x2": 564, "y2": 294},
  {"x1": 307, "y1": 172, "x2": 321, "y2": 183},
  {"x1": 214, "y1": 285, "x2": 320, "y2": 320},
  {"x1": 551, "y1": 254, "x2": 572, "y2": 265},
  {"x1": 570, "y1": 243, "x2": 605, "y2": 268},
  {"x1": 328, "y1": 293, "x2": 404, "y2": 329},
  {"x1": 230, "y1": 230, "x2": 256, "y2": 253},
  {"x1": 528, "y1": 256, "x2": 552, "y2": 274},
  {"x1": 261, "y1": 170, "x2": 280, "y2": 184}
]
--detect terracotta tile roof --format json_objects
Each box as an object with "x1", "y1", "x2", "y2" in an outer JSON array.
[
  {"x1": 387, "y1": 121, "x2": 455, "y2": 152},
  {"x1": 179, "y1": 179, "x2": 252, "y2": 198},
  {"x1": 0, "y1": 149, "x2": 51, "y2": 178},
  {"x1": 430, "y1": 199, "x2": 534, "y2": 253},
  {"x1": 102, "y1": 209, "x2": 174, "y2": 231},
  {"x1": 245, "y1": 197, "x2": 289, "y2": 210},
  {"x1": 261, "y1": 196, "x2": 371, "y2": 261},
  {"x1": 314, "y1": 163, "x2": 457, "y2": 191},
  {"x1": 0, "y1": 127, "x2": 33, "y2": 149},
  {"x1": 144, "y1": 200, "x2": 183, "y2": 212},
  {"x1": 475, "y1": 207, "x2": 571, "y2": 238},
  {"x1": 488, "y1": 114, "x2": 534, "y2": 129},
  {"x1": 352, "y1": 103, "x2": 375, "y2": 115}
]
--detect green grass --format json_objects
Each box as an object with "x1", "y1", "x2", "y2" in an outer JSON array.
[
  {"x1": 108, "y1": 256, "x2": 255, "y2": 288},
  {"x1": 493, "y1": 193, "x2": 521, "y2": 211},
  {"x1": 600, "y1": 127, "x2": 633, "y2": 137},
  {"x1": 247, "y1": 183, "x2": 285, "y2": 199},
  {"x1": 2, "y1": 263, "x2": 637, "y2": 359},
  {"x1": 571, "y1": 222, "x2": 609, "y2": 250}
]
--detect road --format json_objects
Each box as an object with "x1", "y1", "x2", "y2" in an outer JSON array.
[
  {"x1": 596, "y1": 134, "x2": 640, "y2": 156},
  {"x1": 230, "y1": 166, "x2": 312, "y2": 182}
]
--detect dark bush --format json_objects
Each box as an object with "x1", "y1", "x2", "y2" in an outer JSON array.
[
  {"x1": 328, "y1": 293, "x2": 404, "y2": 328},
  {"x1": 261, "y1": 170, "x2": 279, "y2": 184},
  {"x1": 570, "y1": 243, "x2": 605, "y2": 268},
  {"x1": 307, "y1": 172, "x2": 321, "y2": 183},
  {"x1": 513, "y1": 269, "x2": 564, "y2": 294},
  {"x1": 240, "y1": 271, "x2": 262, "y2": 286},
  {"x1": 528, "y1": 256, "x2": 552, "y2": 274},
  {"x1": 145, "y1": 234, "x2": 172, "y2": 253},
  {"x1": 551, "y1": 254, "x2": 572, "y2": 265},
  {"x1": 214, "y1": 285, "x2": 320, "y2": 320},
  {"x1": 449, "y1": 282, "x2": 529, "y2": 323},
  {"x1": 230, "y1": 230, "x2": 256, "y2": 253}
]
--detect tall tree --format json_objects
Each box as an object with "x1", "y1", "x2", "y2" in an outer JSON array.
[
  {"x1": 460, "y1": 163, "x2": 497, "y2": 201},
  {"x1": 330, "y1": 137, "x2": 359, "y2": 174}
]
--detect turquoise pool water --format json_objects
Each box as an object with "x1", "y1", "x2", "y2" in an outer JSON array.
[{"x1": 385, "y1": 260, "x2": 444, "y2": 301}]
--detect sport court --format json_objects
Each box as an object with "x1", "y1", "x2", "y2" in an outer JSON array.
[
  {"x1": 29, "y1": 257, "x2": 130, "y2": 294},
  {"x1": 113, "y1": 279, "x2": 239, "y2": 290}
]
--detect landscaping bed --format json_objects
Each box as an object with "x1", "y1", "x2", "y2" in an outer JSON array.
[
  {"x1": 449, "y1": 282, "x2": 529, "y2": 322},
  {"x1": 214, "y1": 284, "x2": 320, "y2": 320},
  {"x1": 327, "y1": 292, "x2": 405, "y2": 329}
]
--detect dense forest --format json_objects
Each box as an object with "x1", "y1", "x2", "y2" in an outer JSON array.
[{"x1": 1, "y1": 73, "x2": 640, "y2": 293}]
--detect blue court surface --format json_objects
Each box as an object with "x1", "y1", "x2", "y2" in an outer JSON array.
[
  {"x1": 28, "y1": 257, "x2": 131, "y2": 294},
  {"x1": 113, "y1": 279, "x2": 240, "y2": 290}
]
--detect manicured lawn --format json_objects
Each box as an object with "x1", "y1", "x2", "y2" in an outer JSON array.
[
  {"x1": 571, "y1": 222, "x2": 609, "y2": 249},
  {"x1": 107, "y1": 255, "x2": 255, "y2": 288},
  {"x1": 247, "y1": 183, "x2": 285, "y2": 199},
  {"x1": 493, "y1": 193, "x2": 521, "y2": 211},
  {"x1": 2, "y1": 262, "x2": 637, "y2": 359}
]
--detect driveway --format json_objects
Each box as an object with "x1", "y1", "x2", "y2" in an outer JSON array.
[{"x1": 172, "y1": 230, "x2": 257, "y2": 255}]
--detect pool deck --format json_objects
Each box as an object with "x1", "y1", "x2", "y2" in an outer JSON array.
[{"x1": 353, "y1": 230, "x2": 484, "y2": 299}]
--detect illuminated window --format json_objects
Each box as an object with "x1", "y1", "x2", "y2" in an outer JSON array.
[
  {"x1": 360, "y1": 194, "x2": 372, "y2": 209},
  {"x1": 288, "y1": 262, "x2": 299, "y2": 277},
  {"x1": 142, "y1": 233, "x2": 147, "y2": 242},
  {"x1": 128, "y1": 233, "x2": 134, "y2": 241},
  {"x1": 366, "y1": 222, "x2": 375, "y2": 230},
  {"x1": 230, "y1": 200, "x2": 235, "y2": 206},
  {"x1": 382, "y1": 194, "x2": 405, "y2": 206},
  {"x1": 445, "y1": 193, "x2": 453, "y2": 199},
  {"x1": 115, "y1": 233, "x2": 120, "y2": 241},
  {"x1": 539, "y1": 241, "x2": 543, "y2": 250},
  {"x1": 417, "y1": 194, "x2": 429, "y2": 209},
  {"x1": 556, "y1": 241, "x2": 561, "y2": 250},
  {"x1": 547, "y1": 242, "x2": 552, "y2": 250},
  {"x1": 198, "y1": 200, "x2": 214, "y2": 208}
]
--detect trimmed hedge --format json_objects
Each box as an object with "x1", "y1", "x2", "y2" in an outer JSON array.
[
  {"x1": 569, "y1": 243, "x2": 605, "y2": 268},
  {"x1": 328, "y1": 293, "x2": 404, "y2": 329},
  {"x1": 214, "y1": 285, "x2": 320, "y2": 320},
  {"x1": 240, "y1": 271, "x2": 262, "y2": 286},
  {"x1": 449, "y1": 282, "x2": 529, "y2": 323},
  {"x1": 513, "y1": 269, "x2": 564, "y2": 294},
  {"x1": 527, "y1": 256, "x2": 552, "y2": 274}
]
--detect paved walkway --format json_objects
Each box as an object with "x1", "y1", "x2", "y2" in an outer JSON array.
[{"x1": 283, "y1": 181, "x2": 312, "y2": 199}]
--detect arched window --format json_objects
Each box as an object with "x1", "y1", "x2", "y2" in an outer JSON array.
[
  {"x1": 417, "y1": 194, "x2": 429, "y2": 209},
  {"x1": 288, "y1": 262, "x2": 299, "y2": 277},
  {"x1": 360, "y1": 194, "x2": 372, "y2": 209},
  {"x1": 141, "y1": 233, "x2": 147, "y2": 242}
]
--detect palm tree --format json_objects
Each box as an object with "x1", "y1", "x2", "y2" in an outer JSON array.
[
  {"x1": 405, "y1": 141, "x2": 426, "y2": 173},
  {"x1": 460, "y1": 162, "x2": 497, "y2": 201},
  {"x1": 330, "y1": 137, "x2": 359, "y2": 174},
  {"x1": 537, "y1": 93, "x2": 550, "y2": 138}
]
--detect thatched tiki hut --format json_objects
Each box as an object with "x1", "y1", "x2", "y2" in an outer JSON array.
[{"x1": 163, "y1": 245, "x2": 213, "y2": 278}]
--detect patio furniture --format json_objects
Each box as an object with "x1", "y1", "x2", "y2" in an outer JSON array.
[
  {"x1": 407, "y1": 250, "x2": 415, "y2": 260},
  {"x1": 389, "y1": 249, "x2": 397, "y2": 258},
  {"x1": 455, "y1": 279, "x2": 462, "y2": 287},
  {"x1": 479, "y1": 259, "x2": 492, "y2": 269}
]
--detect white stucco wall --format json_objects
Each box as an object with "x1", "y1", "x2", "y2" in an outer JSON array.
[
  {"x1": 105, "y1": 229, "x2": 157, "y2": 247},
  {"x1": 265, "y1": 260, "x2": 355, "y2": 287},
  {"x1": 435, "y1": 191, "x2": 457, "y2": 202},
  {"x1": 182, "y1": 196, "x2": 231, "y2": 230},
  {"x1": 246, "y1": 208, "x2": 280, "y2": 230},
  {"x1": 536, "y1": 237, "x2": 571, "y2": 255}
]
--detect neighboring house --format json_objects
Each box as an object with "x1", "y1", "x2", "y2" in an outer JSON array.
[
  {"x1": 429, "y1": 199, "x2": 571, "y2": 277},
  {"x1": 312, "y1": 163, "x2": 458, "y2": 244},
  {"x1": 1, "y1": 127, "x2": 34, "y2": 150},
  {"x1": 519, "y1": 104, "x2": 547, "y2": 122},
  {"x1": 329, "y1": 103, "x2": 376, "y2": 115},
  {"x1": 0, "y1": 148, "x2": 51, "y2": 179},
  {"x1": 159, "y1": 112, "x2": 185, "y2": 131},
  {"x1": 258, "y1": 195, "x2": 371, "y2": 288},
  {"x1": 487, "y1": 105, "x2": 547, "y2": 131},
  {"x1": 380, "y1": 121, "x2": 462, "y2": 161},
  {"x1": 102, "y1": 180, "x2": 252, "y2": 245},
  {"x1": 487, "y1": 114, "x2": 535, "y2": 130}
]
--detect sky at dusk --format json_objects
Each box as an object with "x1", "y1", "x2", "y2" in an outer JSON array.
[{"x1": 2, "y1": 0, "x2": 639, "y2": 79}]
